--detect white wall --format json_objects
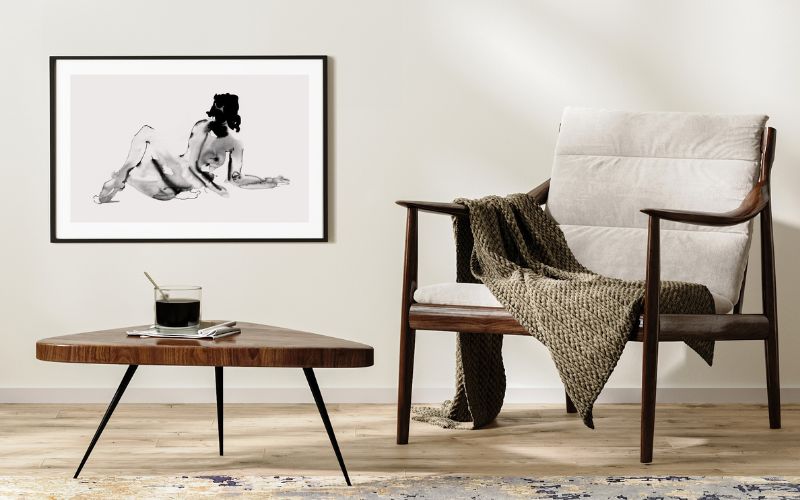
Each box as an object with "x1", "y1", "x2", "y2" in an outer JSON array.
[{"x1": 2, "y1": 0, "x2": 799, "y2": 404}]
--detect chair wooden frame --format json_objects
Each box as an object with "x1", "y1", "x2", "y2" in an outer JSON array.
[{"x1": 395, "y1": 127, "x2": 779, "y2": 463}]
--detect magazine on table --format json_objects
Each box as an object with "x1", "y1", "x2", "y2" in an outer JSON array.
[{"x1": 126, "y1": 321, "x2": 240, "y2": 340}]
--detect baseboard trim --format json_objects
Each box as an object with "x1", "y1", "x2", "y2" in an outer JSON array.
[{"x1": 0, "y1": 387, "x2": 797, "y2": 404}]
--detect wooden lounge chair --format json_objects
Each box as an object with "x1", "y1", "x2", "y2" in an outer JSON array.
[{"x1": 395, "y1": 108, "x2": 779, "y2": 463}]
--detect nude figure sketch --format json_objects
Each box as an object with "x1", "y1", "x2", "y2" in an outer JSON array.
[{"x1": 95, "y1": 93, "x2": 289, "y2": 203}]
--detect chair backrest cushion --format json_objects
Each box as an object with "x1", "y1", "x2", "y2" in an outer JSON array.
[{"x1": 546, "y1": 108, "x2": 768, "y2": 307}]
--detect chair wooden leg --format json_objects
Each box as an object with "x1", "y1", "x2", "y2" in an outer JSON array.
[
  {"x1": 640, "y1": 215, "x2": 661, "y2": 464},
  {"x1": 759, "y1": 176, "x2": 780, "y2": 428},
  {"x1": 640, "y1": 340, "x2": 659, "y2": 463},
  {"x1": 396, "y1": 326, "x2": 416, "y2": 445},
  {"x1": 565, "y1": 392, "x2": 577, "y2": 414},
  {"x1": 765, "y1": 336, "x2": 781, "y2": 429},
  {"x1": 397, "y1": 206, "x2": 418, "y2": 445}
]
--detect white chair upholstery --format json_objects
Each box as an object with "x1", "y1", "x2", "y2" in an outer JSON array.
[
  {"x1": 414, "y1": 282, "x2": 734, "y2": 314},
  {"x1": 548, "y1": 108, "x2": 766, "y2": 308},
  {"x1": 418, "y1": 108, "x2": 768, "y2": 314}
]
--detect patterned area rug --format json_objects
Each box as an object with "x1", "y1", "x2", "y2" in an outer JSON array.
[{"x1": 1, "y1": 475, "x2": 799, "y2": 499}]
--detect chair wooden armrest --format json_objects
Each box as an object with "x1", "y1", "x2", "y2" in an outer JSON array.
[
  {"x1": 395, "y1": 200, "x2": 467, "y2": 216},
  {"x1": 527, "y1": 178, "x2": 551, "y2": 204},
  {"x1": 396, "y1": 179, "x2": 551, "y2": 217},
  {"x1": 641, "y1": 183, "x2": 769, "y2": 227}
]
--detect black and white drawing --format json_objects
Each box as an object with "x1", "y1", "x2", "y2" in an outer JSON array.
[
  {"x1": 96, "y1": 93, "x2": 289, "y2": 204},
  {"x1": 51, "y1": 56, "x2": 327, "y2": 242}
]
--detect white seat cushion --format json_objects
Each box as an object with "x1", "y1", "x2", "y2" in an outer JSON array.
[
  {"x1": 545, "y1": 108, "x2": 767, "y2": 306},
  {"x1": 414, "y1": 282, "x2": 734, "y2": 314}
]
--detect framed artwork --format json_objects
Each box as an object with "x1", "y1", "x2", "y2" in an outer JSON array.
[{"x1": 50, "y1": 55, "x2": 327, "y2": 242}]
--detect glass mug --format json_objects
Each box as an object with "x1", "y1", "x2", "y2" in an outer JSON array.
[{"x1": 154, "y1": 286, "x2": 202, "y2": 330}]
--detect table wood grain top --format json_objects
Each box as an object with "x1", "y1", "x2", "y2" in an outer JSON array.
[{"x1": 36, "y1": 321, "x2": 374, "y2": 368}]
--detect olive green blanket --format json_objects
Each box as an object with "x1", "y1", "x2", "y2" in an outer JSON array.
[{"x1": 413, "y1": 193, "x2": 714, "y2": 428}]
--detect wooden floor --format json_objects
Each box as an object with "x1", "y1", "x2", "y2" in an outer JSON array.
[{"x1": 0, "y1": 403, "x2": 797, "y2": 477}]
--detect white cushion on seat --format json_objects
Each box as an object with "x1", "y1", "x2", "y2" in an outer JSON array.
[{"x1": 414, "y1": 282, "x2": 734, "y2": 314}]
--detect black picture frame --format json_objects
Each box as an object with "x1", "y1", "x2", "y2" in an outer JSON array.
[{"x1": 50, "y1": 55, "x2": 328, "y2": 243}]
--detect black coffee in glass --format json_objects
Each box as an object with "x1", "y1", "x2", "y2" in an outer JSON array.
[
  {"x1": 153, "y1": 286, "x2": 202, "y2": 330},
  {"x1": 156, "y1": 298, "x2": 201, "y2": 328}
]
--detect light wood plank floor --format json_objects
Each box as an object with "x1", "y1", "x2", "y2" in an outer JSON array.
[{"x1": 0, "y1": 403, "x2": 797, "y2": 477}]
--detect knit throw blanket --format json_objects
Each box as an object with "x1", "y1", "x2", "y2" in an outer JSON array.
[{"x1": 413, "y1": 193, "x2": 715, "y2": 429}]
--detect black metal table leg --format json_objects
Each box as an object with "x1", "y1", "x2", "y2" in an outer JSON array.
[
  {"x1": 74, "y1": 364, "x2": 138, "y2": 478},
  {"x1": 303, "y1": 368, "x2": 351, "y2": 486},
  {"x1": 215, "y1": 366, "x2": 223, "y2": 456}
]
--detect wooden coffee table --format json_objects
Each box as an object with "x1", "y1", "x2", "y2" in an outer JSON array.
[{"x1": 36, "y1": 321, "x2": 374, "y2": 485}]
